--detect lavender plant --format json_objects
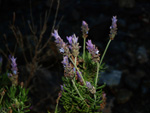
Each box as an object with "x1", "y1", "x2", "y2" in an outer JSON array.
[
  {"x1": 53, "y1": 16, "x2": 117, "y2": 113},
  {"x1": 0, "y1": 56, "x2": 30, "y2": 113}
]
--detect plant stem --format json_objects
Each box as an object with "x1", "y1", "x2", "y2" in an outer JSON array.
[
  {"x1": 72, "y1": 80, "x2": 84, "y2": 100},
  {"x1": 69, "y1": 57, "x2": 86, "y2": 85},
  {"x1": 94, "y1": 39, "x2": 112, "y2": 107},
  {"x1": 94, "y1": 94, "x2": 96, "y2": 107},
  {"x1": 71, "y1": 80, "x2": 88, "y2": 106},
  {"x1": 99, "y1": 39, "x2": 111, "y2": 67},
  {"x1": 95, "y1": 62, "x2": 100, "y2": 88},
  {"x1": 74, "y1": 57, "x2": 77, "y2": 81},
  {"x1": 83, "y1": 38, "x2": 86, "y2": 69},
  {"x1": 94, "y1": 62, "x2": 99, "y2": 107},
  {"x1": 0, "y1": 95, "x2": 4, "y2": 105},
  {"x1": 18, "y1": 108, "x2": 21, "y2": 113},
  {"x1": 55, "y1": 102, "x2": 58, "y2": 113}
]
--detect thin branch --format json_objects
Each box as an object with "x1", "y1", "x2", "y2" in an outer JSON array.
[
  {"x1": 39, "y1": 0, "x2": 60, "y2": 53},
  {"x1": 29, "y1": 0, "x2": 35, "y2": 32},
  {"x1": 3, "y1": 34, "x2": 13, "y2": 55}
]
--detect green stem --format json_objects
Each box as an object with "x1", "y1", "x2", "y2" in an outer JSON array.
[
  {"x1": 95, "y1": 62, "x2": 100, "y2": 88},
  {"x1": 55, "y1": 102, "x2": 58, "y2": 113},
  {"x1": 71, "y1": 80, "x2": 88, "y2": 106},
  {"x1": 18, "y1": 108, "x2": 21, "y2": 113},
  {"x1": 94, "y1": 62, "x2": 99, "y2": 107},
  {"x1": 72, "y1": 80, "x2": 84, "y2": 100},
  {"x1": 83, "y1": 37, "x2": 86, "y2": 69},
  {"x1": 0, "y1": 95, "x2": 4, "y2": 105},
  {"x1": 94, "y1": 39, "x2": 112, "y2": 107},
  {"x1": 99, "y1": 39, "x2": 111, "y2": 67},
  {"x1": 69, "y1": 57, "x2": 86, "y2": 85},
  {"x1": 94, "y1": 94, "x2": 96, "y2": 107},
  {"x1": 74, "y1": 57, "x2": 77, "y2": 81}
]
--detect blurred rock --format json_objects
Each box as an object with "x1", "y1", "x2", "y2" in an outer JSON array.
[
  {"x1": 125, "y1": 50, "x2": 136, "y2": 67},
  {"x1": 70, "y1": 9, "x2": 80, "y2": 21},
  {"x1": 116, "y1": 89, "x2": 132, "y2": 104},
  {"x1": 141, "y1": 79, "x2": 150, "y2": 94},
  {"x1": 118, "y1": 18, "x2": 126, "y2": 28},
  {"x1": 135, "y1": 69, "x2": 146, "y2": 78},
  {"x1": 128, "y1": 23, "x2": 141, "y2": 30},
  {"x1": 117, "y1": 0, "x2": 135, "y2": 8},
  {"x1": 136, "y1": 46, "x2": 148, "y2": 64},
  {"x1": 99, "y1": 70, "x2": 122, "y2": 87},
  {"x1": 109, "y1": 41, "x2": 126, "y2": 54},
  {"x1": 11, "y1": 0, "x2": 25, "y2": 3},
  {"x1": 102, "y1": 97, "x2": 115, "y2": 113},
  {"x1": 124, "y1": 74, "x2": 141, "y2": 90}
]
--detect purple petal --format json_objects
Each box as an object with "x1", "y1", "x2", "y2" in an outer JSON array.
[
  {"x1": 66, "y1": 36, "x2": 72, "y2": 44},
  {"x1": 110, "y1": 16, "x2": 117, "y2": 29},
  {"x1": 82, "y1": 21, "x2": 89, "y2": 34},
  {"x1": 52, "y1": 30, "x2": 60, "y2": 39},
  {"x1": 62, "y1": 56, "x2": 69, "y2": 67},
  {"x1": 86, "y1": 81, "x2": 93, "y2": 89},
  {"x1": 72, "y1": 34, "x2": 78, "y2": 43},
  {"x1": 59, "y1": 48, "x2": 64, "y2": 53}
]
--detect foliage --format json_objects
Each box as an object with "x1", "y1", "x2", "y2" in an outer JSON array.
[
  {"x1": 54, "y1": 16, "x2": 117, "y2": 113},
  {"x1": 0, "y1": 73, "x2": 30, "y2": 113}
]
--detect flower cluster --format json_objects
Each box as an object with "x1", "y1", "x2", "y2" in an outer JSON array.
[
  {"x1": 81, "y1": 21, "x2": 89, "y2": 38},
  {"x1": 10, "y1": 56, "x2": 18, "y2": 75},
  {"x1": 86, "y1": 81, "x2": 96, "y2": 94},
  {"x1": 53, "y1": 16, "x2": 117, "y2": 112},
  {"x1": 109, "y1": 16, "x2": 117, "y2": 40},
  {"x1": 62, "y1": 56, "x2": 74, "y2": 79},
  {"x1": 8, "y1": 55, "x2": 18, "y2": 86},
  {"x1": 52, "y1": 30, "x2": 82, "y2": 79},
  {"x1": 52, "y1": 30, "x2": 70, "y2": 56},
  {"x1": 86, "y1": 40, "x2": 100, "y2": 63},
  {"x1": 67, "y1": 34, "x2": 80, "y2": 57}
]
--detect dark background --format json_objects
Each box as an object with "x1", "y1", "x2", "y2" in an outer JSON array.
[{"x1": 0, "y1": 0, "x2": 150, "y2": 113}]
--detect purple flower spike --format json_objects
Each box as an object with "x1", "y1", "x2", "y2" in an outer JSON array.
[
  {"x1": 86, "y1": 40, "x2": 93, "y2": 51},
  {"x1": 86, "y1": 81, "x2": 96, "y2": 94},
  {"x1": 86, "y1": 81, "x2": 93, "y2": 89},
  {"x1": 62, "y1": 56, "x2": 69, "y2": 67},
  {"x1": 62, "y1": 56, "x2": 74, "y2": 79},
  {"x1": 67, "y1": 34, "x2": 80, "y2": 57},
  {"x1": 110, "y1": 16, "x2": 117, "y2": 29},
  {"x1": 72, "y1": 34, "x2": 78, "y2": 44},
  {"x1": 66, "y1": 34, "x2": 78, "y2": 46},
  {"x1": 10, "y1": 56, "x2": 18, "y2": 75},
  {"x1": 81, "y1": 21, "x2": 89, "y2": 36},
  {"x1": 52, "y1": 30, "x2": 70, "y2": 56},
  {"x1": 86, "y1": 40, "x2": 100, "y2": 62},
  {"x1": 109, "y1": 16, "x2": 117, "y2": 40},
  {"x1": 52, "y1": 30, "x2": 60, "y2": 39}
]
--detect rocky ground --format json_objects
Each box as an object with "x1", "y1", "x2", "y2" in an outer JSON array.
[{"x1": 0, "y1": 0, "x2": 150, "y2": 113}]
